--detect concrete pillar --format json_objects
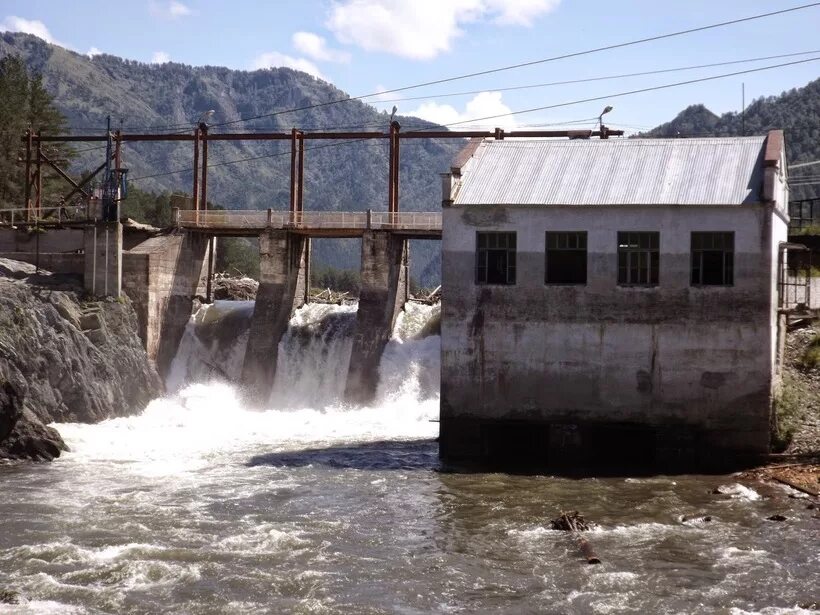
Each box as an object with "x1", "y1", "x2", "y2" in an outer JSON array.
[
  {"x1": 241, "y1": 230, "x2": 309, "y2": 403},
  {"x1": 344, "y1": 230, "x2": 408, "y2": 405},
  {"x1": 83, "y1": 221, "x2": 122, "y2": 297}
]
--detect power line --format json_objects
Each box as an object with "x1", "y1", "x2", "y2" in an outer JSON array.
[
  {"x1": 408, "y1": 56, "x2": 820, "y2": 130},
  {"x1": 210, "y1": 2, "x2": 820, "y2": 129},
  {"x1": 372, "y1": 49, "x2": 820, "y2": 104},
  {"x1": 130, "y1": 56, "x2": 819, "y2": 181}
]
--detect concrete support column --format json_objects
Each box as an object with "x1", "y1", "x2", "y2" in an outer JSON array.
[
  {"x1": 241, "y1": 230, "x2": 309, "y2": 403},
  {"x1": 344, "y1": 230, "x2": 409, "y2": 405},
  {"x1": 154, "y1": 233, "x2": 209, "y2": 377},
  {"x1": 83, "y1": 221, "x2": 122, "y2": 297}
]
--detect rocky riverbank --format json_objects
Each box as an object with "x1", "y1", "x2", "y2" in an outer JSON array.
[{"x1": 0, "y1": 259, "x2": 162, "y2": 461}]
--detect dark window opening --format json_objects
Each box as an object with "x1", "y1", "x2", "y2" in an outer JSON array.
[
  {"x1": 691, "y1": 232, "x2": 734, "y2": 286},
  {"x1": 546, "y1": 231, "x2": 587, "y2": 284},
  {"x1": 618, "y1": 232, "x2": 659, "y2": 286},
  {"x1": 476, "y1": 232, "x2": 516, "y2": 285}
]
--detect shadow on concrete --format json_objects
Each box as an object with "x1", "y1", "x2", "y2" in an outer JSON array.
[{"x1": 247, "y1": 438, "x2": 439, "y2": 472}]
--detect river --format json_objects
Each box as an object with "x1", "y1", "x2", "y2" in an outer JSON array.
[{"x1": 0, "y1": 302, "x2": 817, "y2": 614}]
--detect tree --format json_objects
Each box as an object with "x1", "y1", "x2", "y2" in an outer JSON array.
[{"x1": 0, "y1": 55, "x2": 73, "y2": 210}]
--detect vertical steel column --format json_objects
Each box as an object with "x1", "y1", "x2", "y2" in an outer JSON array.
[
  {"x1": 114, "y1": 130, "x2": 122, "y2": 222},
  {"x1": 297, "y1": 131, "x2": 304, "y2": 216},
  {"x1": 290, "y1": 128, "x2": 298, "y2": 219},
  {"x1": 35, "y1": 131, "x2": 42, "y2": 219},
  {"x1": 393, "y1": 122, "x2": 400, "y2": 220},
  {"x1": 24, "y1": 129, "x2": 32, "y2": 216},
  {"x1": 388, "y1": 122, "x2": 396, "y2": 215},
  {"x1": 200, "y1": 123, "x2": 209, "y2": 213},
  {"x1": 192, "y1": 125, "x2": 200, "y2": 223}
]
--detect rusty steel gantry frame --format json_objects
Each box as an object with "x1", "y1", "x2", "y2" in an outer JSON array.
[{"x1": 20, "y1": 125, "x2": 623, "y2": 222}]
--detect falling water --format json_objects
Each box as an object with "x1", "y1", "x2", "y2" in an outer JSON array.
[{"x1": 1, "y1": 300, "x2": 817, "y2": 613}]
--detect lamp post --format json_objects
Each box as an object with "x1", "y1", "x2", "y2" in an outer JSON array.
[{"x1": 598, "y1": 106, "x2": 613, "y2": 139}]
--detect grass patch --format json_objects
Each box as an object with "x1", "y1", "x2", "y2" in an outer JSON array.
[
  {"x1": 800, "y1": 335, "x2": 820, "y2": 369},
  {"x1": 772, "y1": 372, "x2": 806, "y2": 452}
]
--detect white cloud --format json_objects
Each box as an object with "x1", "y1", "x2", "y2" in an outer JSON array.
[
  {"x1": 409, "y1": 91, "x2": 518, "y2": 129},
  {"x1": 149, "y1": 1, "x2": 194, "y2": 19},
  {"x1": 252, "y1": 52, "x2": 324, "y2": 80},
  {"x1": 326, "y1": 0, "x2": 559, "y2": 60},
  {"x1": 292, "y1": 31, "x2": 351, "y2": 63},
  {"x1": 0, "y1": 16, "x2": 63, "y2": 46},
  {"x1": 151, "y1": 51, "x2": 171, "y2": 64},
  {"x1": 87, "y1": 47, "x2": 102, "y2": 58}
]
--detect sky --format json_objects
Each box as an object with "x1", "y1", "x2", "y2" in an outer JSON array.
[{"x1": 1, "y1": 0, "x2": 819, "y2": 133}]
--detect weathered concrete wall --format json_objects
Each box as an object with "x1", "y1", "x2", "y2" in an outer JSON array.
[
  {"x1": 84, "y1": 222, "x2": 122, "y2": 297},
  {"x1": 241, "y1": 230, "x2": 309, "y2": 403},
  {"x1": 0, "y1": 228, "x2": 83, "y2": 253},
  {"x1": 0, "y1": 252, "x2": 84, "y2": 276},
  {"x1": 124, "y1": 233, "x2": 208, "y2": 376},
  {"x1": 344, "y1": 230, "x2": 409, "y2": 405},
  {"x1": 441, "y1": 205, "x2": 777, "y2": 467}
]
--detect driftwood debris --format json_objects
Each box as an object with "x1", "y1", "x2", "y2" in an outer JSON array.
[{"x1": 551, "y1": 511, "x2": 601, "y2": 565}]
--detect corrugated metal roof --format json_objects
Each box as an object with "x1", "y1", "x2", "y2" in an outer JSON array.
[{"x1": 452, "y1": 136, "x2": 767, "y2": 206}]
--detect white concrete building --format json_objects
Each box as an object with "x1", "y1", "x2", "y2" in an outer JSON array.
[{"x1": 439, "y1": 131, "x2": 789, "y2": 468}]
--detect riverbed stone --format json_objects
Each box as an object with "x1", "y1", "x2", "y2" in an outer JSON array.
[{"x1": 0, "y1": 259, "x2": 162, "y2": 460}]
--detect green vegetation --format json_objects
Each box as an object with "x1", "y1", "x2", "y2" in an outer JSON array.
[
  {"x1": 643, "y1": 78, "x2": 820, "y2": 200},
  {"x1": 310, "y1": 265, "x2": 360, "y2": 294},
  {"x1": 772, "y1": 372, "x2": 806, "y2": 452},
  {"x1": 0, "y1": 32, "x2": 461, "y2": 285},
  {"x1": 215, "y1": 237, "x2": 260, "y2": 279},
  {"x1": 799, "y1": 334, "x2": 820, "y2": 369},
  {"x1": 0, "y1": 54, "x2": 73, "y2": 209}
]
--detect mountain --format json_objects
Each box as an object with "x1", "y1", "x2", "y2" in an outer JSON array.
[
  {"x1": 0, "y1": 32, "x2": 462, "y2": 284},
  {"x1": 643, "y1": 77, "x2": 820, "y2": 200}
]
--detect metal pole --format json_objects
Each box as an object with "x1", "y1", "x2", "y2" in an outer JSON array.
[
  {"x1": 393, "y1": 122, "x2": 400, "y2": 219},
  {"x1": 192, "y1": 125, "x2": 200, "y2": 222},
  {"x1": 388, "y1": 123, "x2": 396, "y2": 214},
  {"x1": 297, "y1": 131, "x2": 304, "y2": 215},
  {"x1": 200, "y1": 123, "x2": 208, "y2": 212},
  {"x1": 24, "y1": 129, "x2": 32, "y2": 215},
  {"x1": 114, "y1": 130, "x2": 122, "y2": 222},
  {"x1": 35, "y1": 131, "x2": 42, "y2": 218},
  {"x1": 290, "y1": 128, "x2": 297, "y2": 215}
]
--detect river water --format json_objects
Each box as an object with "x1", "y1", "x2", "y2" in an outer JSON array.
[{"x1": 0, "y1": 302, "x2": 817, "y2": 614}]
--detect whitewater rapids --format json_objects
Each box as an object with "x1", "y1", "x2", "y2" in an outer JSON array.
[{"x1": 0, "y1": 301, "x2": 818, "y2": 613}]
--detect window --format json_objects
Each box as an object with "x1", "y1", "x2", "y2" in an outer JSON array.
[
  {"x1": 691, "y1": 232, "x2": 734, "y2": 286},
  {"x1": 618, "y1": 232, "x2": 659, "y2": 286},
  {"x1": 546, "y1": 232, "x2": 587, "y2": 284},
  {"x1": 476, "y1": 232, "x2": 516, "y2": 285}
]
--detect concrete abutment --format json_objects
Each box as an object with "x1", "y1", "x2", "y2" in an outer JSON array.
[
  {"x1": 344, "y1": 230, "x2": 409, "y2": 405},
  {"x1": 240, "y1": 230, "x2": 310, "y2": 403}
]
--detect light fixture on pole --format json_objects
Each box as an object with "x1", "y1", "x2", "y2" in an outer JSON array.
[
  {"x1": 598, "y1": 105, "x2": 613, "y2": 130},
  {"x1": 198, "y1": 109, "x2": 215, "y2": 128}
]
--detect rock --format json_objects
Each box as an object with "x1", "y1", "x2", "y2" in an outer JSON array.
[
  {"x1": 0, "y1": 260, "x2": 162, "y2": 460},
  {"x1": 766, "y1": 514, "x2": 787, "y2": 521},
  {"x1": 0, "y1": 589, "x2": 20, "y2": 604},
  {"x1": 0, "y1": 381, "x2": 23, "y2": 443},
  {"x1": 79, "y1": 310, "x2": 103, "y2": 331},
  {"x1": 0, "y1": 407, "x2": 66, "y2": 461}
]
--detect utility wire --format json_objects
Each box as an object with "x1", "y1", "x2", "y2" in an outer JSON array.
[
  {"x1": 209, "y1": 2, "x2": 820, "y2": 129},
  {"x1": 371, "y1": 49, "x2": 820, "y2": 104},
  {"x1": 406, "y1": 56, "x2": 820, "y2": 130},
  {"x1": 130, "y1": 56, "x2": 819, "y2": 181}
]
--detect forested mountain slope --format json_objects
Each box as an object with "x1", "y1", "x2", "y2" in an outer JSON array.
[
  {"x1": 644, "y1": 77, "x2": 820, "y2": 199},
  {"x1": 0, "y1": 32, "x2": 461, "y2": 282}
]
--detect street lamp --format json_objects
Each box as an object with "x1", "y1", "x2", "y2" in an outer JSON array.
[
  {"x1": 598, "y1": 105, "x2": 613, "y2": 130},
  {"x1": 198, "y1": 109, "x2": 215, "y2": 128}
]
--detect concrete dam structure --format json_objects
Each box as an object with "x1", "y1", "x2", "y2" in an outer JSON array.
[{"x1": 0, "y1": 209, "x2": 441, "y2": 406}]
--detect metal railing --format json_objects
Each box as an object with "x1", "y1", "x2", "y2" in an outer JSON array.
[
  {"x1": 0, "y1": 204, "x2": 95, "y2": 227},
  {"x1": 176, "y1": 209, "x2": 442, "y2": 232}
]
